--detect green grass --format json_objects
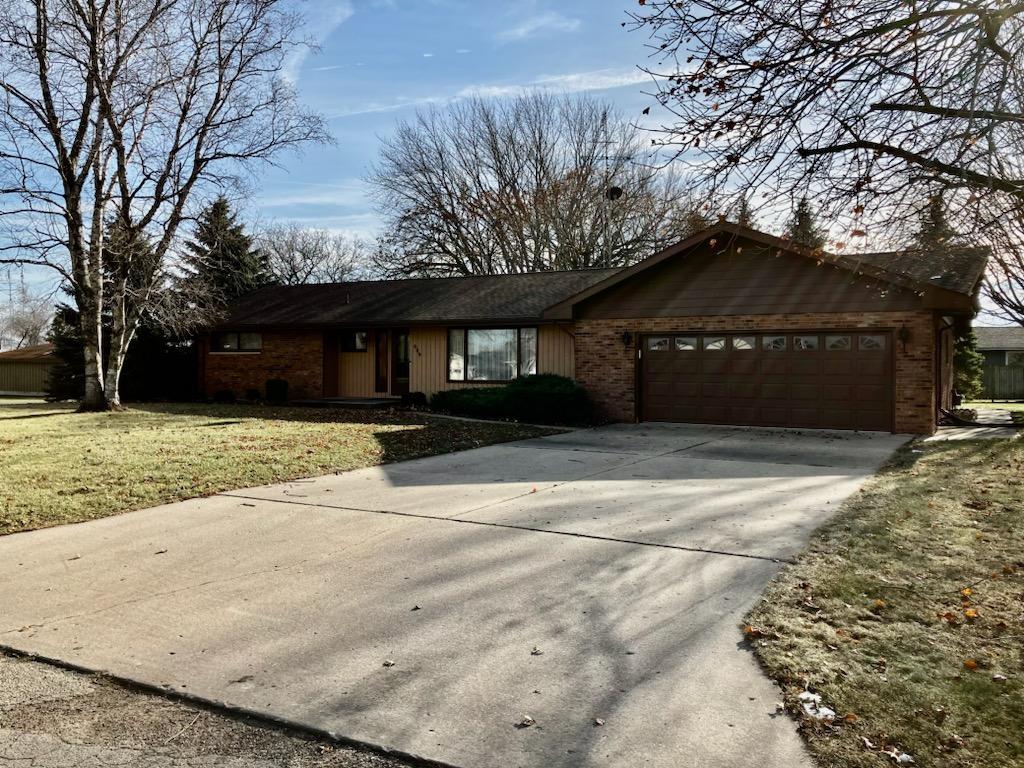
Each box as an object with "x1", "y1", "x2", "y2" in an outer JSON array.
[
  {"x1": 965, "y1": 400, "x2": 1024, "y2": 411},
  {"x1": 0, "y1": 401, "x2": 556, "y2": 537},
  {"x1": 746, "y1": 439, "x2": 1024, "y2": 768}
]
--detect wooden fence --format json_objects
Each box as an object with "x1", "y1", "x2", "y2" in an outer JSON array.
[
  {"x1": 982, "y1": 365, "x2": 1024, "y2": 400},
  {"x1": 0, "y1": 361, "x2": 54, "y2": 395}
]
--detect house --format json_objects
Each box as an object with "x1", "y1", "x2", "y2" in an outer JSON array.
[
  {"x1": 202, "y1": 223, "x2": 988, "y2": 434},
  {"x1": 975, "y1": 326, "x2": 1024, "y2": 367},
  {"x1": 0, "y1": 342, "x2": 56, "y2": 396}
]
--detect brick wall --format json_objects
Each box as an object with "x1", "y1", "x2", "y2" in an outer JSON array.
[
  {"x1": 574, "y1": 311, "x2": 937, "y2": 434},
  {"x1": 204, "y1": 331, "x2": 324, "y2": 400}
]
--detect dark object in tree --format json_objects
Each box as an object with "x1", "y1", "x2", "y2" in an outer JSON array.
[
  {"x1": 184, "y1": 198, "x2": 273, "y2": 308},
  {"x1": 915, "y1": 194, "x2": 958, "y2": 250},
  {"x1": 368, "y1": 93, "x2": 702, "y2": 276},
  {"x1": 430, "y1": 374, "x2": 594, "y2": 426},
  {"x1": 735, "y1": 197, "x2": 756, "y2": 229},
  {"x1": 265, "y1": 379, "x2": 289, "y2": 405},
  {"x1": 787, "y1": 199, "x2": 826, "y2": 250},
  {"x1": 953, "y1": 331, "x2": 985, "y2": 401},
  {"x1": 46, "y1": 306, "x2": 85, "y2": 401}
]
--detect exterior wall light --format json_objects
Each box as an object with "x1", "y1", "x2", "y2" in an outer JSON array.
[
  {"x1": 621, "y1": 330, "x2": 633, "y2": 348},
  {"x1": 898, "y1": 325, "x2": 911, "y2": 351}
]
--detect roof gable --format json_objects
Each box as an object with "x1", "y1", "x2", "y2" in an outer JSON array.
[{"x1": 543, "y1": 223, "x2": 987, "y2": 319}]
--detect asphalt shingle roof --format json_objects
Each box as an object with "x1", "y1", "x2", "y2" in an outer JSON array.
[
  {"x1": 849, "y1": 246, "x2": 988, "y2": 296},
  {"x1": 974, "y1": 326, "x2": 1024, "y2": 350},
  {"x1": 0, "y1": 342, "x2": 54, "y2": 362},
  {"x1": 221, "y1": 269, "x2": 622, "y2": 328}
]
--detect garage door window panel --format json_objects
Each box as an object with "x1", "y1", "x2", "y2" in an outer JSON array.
[
  {"x1": 703, "y1": 336, "x2": 727, "y2": 351},
  {"x1": 732, "y1": 336, "x2": 756, "y2": 350},
  {"x1": 826, "y1": 335, "x2": 851, "y2": 351},
  {"x1": 763, "y1": 336, "x2": 787, "y2": 351},
  {"x1": 794, "y1": 335, "x2": 819, "y2": 351},
  {"x1": 674, "y1": 337, "x2": 697, "y2": 351},
  {"x1": 859, "y1": 334, "x2": 886, "y2": 351},
  {"x1": 648, "y1": 337, "x2": 670, "y2": 351}
]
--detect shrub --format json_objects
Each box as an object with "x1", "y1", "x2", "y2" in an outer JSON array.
[
  {"x1": 265, "y1": 378, "x2": 288, "y2": 405},
  {"x1": 430, "y1": 374, "x2": 593, "y2": 425},
  {"x1": 212, "y1": 389, "x2": 236, "y2": 403}
]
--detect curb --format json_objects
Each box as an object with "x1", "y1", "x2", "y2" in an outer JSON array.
[{"x1": 0, "y1": 644, "x2": 461, "y2": 768}]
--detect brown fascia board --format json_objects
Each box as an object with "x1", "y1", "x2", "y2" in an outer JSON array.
[
  {"x1": 210, "y1": 317, "x2": 563, "y2": 333},
  {"x1": 540, "y1": 222, "x2": 976, "y2": 319}
]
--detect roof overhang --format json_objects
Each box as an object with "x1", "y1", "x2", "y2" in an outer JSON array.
[{"x1": 542, "y1": 222, "x2": 982, "y2": 320}]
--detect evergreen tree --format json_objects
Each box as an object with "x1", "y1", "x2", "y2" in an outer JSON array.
[
  {"x1": 735, "y1": 197, "x2": 756, "y2": 228},
  {"x1": 184, "y1": 197, "x2": 271, "y2": 304},
  {"x1": 786, "y1": 197, "x2": 826, "y2": 249},
  {"x1": 953, "y1": 330, "x2": 985, "y2": 400},
  {"x1": 914, "y1": 194, "x2": 957, "y2": 250}
]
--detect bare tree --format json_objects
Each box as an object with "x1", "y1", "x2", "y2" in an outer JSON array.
[
  {"x1": 259, "y1": 223, "x2": 367, "y2": 284},
  {"x1": 0, "y1": 0, "x2": 328, "y2": 409},
  {"x1": 368, "y1": 93, "x2": 700, "y2": 276},
  {"x1": 0, "y1": 278, "x2": 51, "y2": 349},
  {"x1": 629, "y1": 0, "x2": 1024, "y2": 322}
]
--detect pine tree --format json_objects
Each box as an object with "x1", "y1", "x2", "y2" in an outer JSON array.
[
  {"x1": 914, "y1": 194, "x2": 957, "y2": 250},
  {"x1": 786, "y1": 198, "x2": 826, "y2": 249},
  {"x1": 735, "y1": 197, "x2": 756, "y2": 228},
  {"x1": 953, "y1": 330, "x2": 985, "y2": 400},
  {"x1": 184, "y1": 197, "x2": 271, "y2": 303}
]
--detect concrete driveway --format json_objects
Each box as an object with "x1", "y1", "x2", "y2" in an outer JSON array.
[{"x1": 0, "y1": 423, "x2": 908, "y2": 768}]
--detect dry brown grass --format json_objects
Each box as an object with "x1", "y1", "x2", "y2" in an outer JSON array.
[
  {"x1": 746, "y1": 438, "x2": 1024, "y2": 768},
  {"x1": 0, "y1": 401, "x2": 555, "y2": 536}
]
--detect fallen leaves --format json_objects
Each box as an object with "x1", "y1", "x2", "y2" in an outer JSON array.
[{"x1": 514, "y1": 715, "x2": 536, "y2": 729}]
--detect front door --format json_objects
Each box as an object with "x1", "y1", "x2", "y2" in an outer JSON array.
[{"x1": 391, "y1": 329, "x2": 410, "y2": 396}]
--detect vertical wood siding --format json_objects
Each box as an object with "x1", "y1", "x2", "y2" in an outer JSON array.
[
  {"x1": 338, "y1": 330, "x2": 387, "y2": 397},
  {"x1": 408, "y1": 324, "x2": 574, "y2": 397},
  {"x1": 0, "y1": 362, "x2": 54, "y2": 394}
]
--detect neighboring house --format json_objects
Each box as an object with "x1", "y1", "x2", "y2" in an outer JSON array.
[
  {"x1": 0, "y1": 342, "x2": 56, "y2": 396},
  {"x1": 975, "y1": 326, "x2": 1024, "y2": 367},
  {"x1": 202, "y1": 223, "x2": 987, "y2": 434}
]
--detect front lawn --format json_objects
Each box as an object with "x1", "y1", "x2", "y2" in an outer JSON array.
[
  {"x1": 0, "y1": 401, "x2": 556, "y2": 536},
  {"x1": 746, "y1": 438, "x2": 1023, "y2": 767},
  {"x1": 966, "y1": 401, "x2": 1024, "y2": 425}
]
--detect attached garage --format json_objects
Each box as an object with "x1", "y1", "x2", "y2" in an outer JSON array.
[{"x1": 640, "y1": 330, "x2": 893, "y2": 431}]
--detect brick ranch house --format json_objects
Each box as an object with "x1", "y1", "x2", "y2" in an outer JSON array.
[{"x1": 202, "y1": 223, "x2": 987, "y2": 435}]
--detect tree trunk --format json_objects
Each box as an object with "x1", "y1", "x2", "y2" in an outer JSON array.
[{"x1": 78, "y1": 293, "x2": 108, "y2": 411}]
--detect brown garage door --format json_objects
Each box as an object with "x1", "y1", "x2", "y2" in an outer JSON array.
[{"x1": 641, "y1": 331, "x2": 893, "y2": 431}]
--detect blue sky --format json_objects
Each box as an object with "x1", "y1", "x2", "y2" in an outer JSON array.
[{"x1": 252, "y1": 0, "x2": 657, "y2": 237}]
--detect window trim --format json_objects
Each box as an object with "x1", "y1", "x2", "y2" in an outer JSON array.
[
  {"x1": 341, "y1": 330, "x2": 369, "y2": 353},
  {"x1": 210, "y1": 331, "x2": 262, "y2": 354},
  {"x1": 446, "y1": 326, "x2": 539, "y2": 383}
]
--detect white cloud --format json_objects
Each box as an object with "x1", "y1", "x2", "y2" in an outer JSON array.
[
  {"x1": 282, "y1": 1, "x2": 355, "y2": 84},
  {"x1": 328, "y1": 68, "x2": 653, "y2": 120},
  {"x1": 456, "y1": 48, "x2": 471, "y2": 54},
  {"x1": 497, "y1": 11, "x2": 580, "y2": 42},
  {"x1": 255, "y1": 180, "x2": 370, "y2": 210},
  {"x1": 423, "y1": 53, "x2": 434, "y2": 58}
]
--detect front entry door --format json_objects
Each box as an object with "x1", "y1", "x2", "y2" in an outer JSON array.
[{"x1": 391, "y1": 329, "x2": 410, "y2": 396}]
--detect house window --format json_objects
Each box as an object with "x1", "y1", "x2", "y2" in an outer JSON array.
[
  {"x1": 859, "y1": 334, "x2": 887, "y2": 351},
  {"x1": 826, "y1": 335, "x2": 851, "y2": 351},
  {"x1": 647, "y1": 337, "x2": 670, "y2": 351},
  {"x1": 762, "y1": 335, "x2": 787, "y2": 351},
  {"x1": 675, "y1": 337, "x2": 697, "y2": 351},
  {"x1": 703, "y1": 336, "x2": 726, "y2": 351},
  {"x1": 341, "y1": 331, "x2": 368, "y2": 352},
  {"x1": 794, "y1": 335, "x2": 819, "y2": 351},
  {"x1": 212, "y1": 332, "x2": 262, "y2": 352},
  {"x1": 732, "y1": 336, "x2": 756, "y2": 350},
  {"x1": 1007, "y1": 351, "x2": 1024, "y2": 366},
  {"x1": 448, "y1": 327, "x2": 537, "y2": 382}
]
